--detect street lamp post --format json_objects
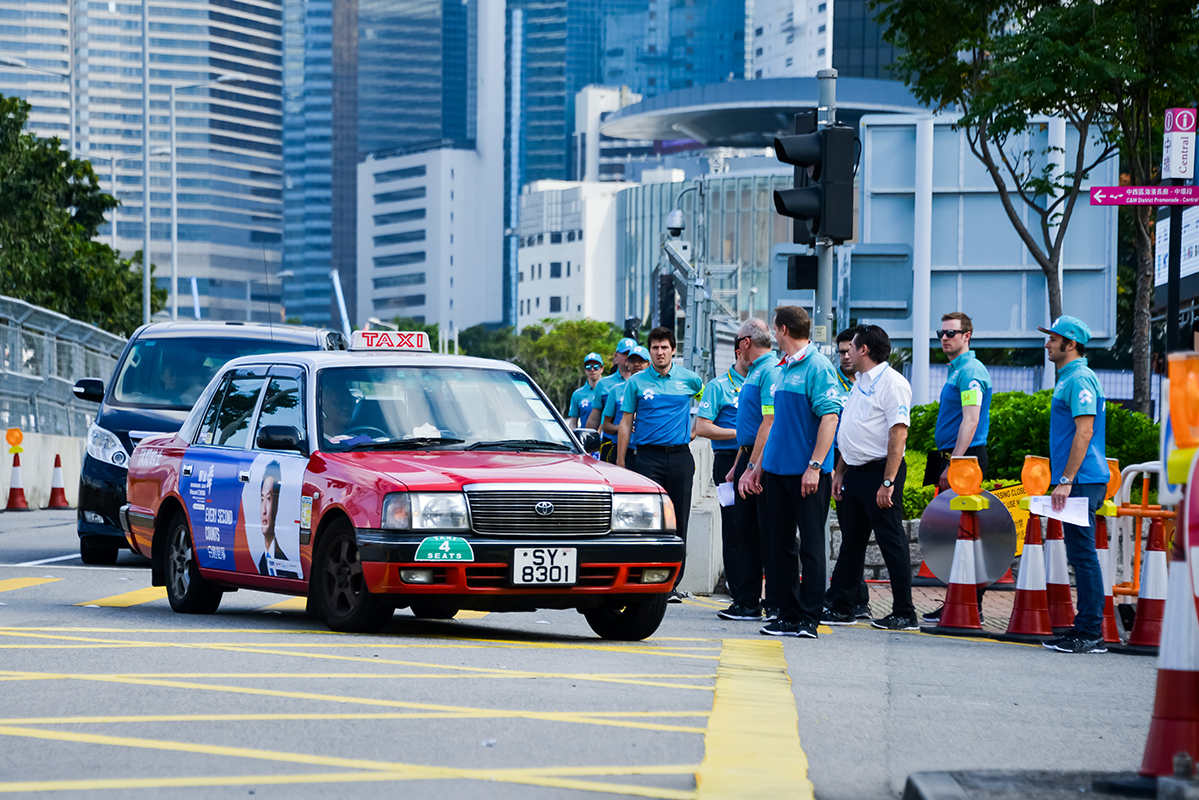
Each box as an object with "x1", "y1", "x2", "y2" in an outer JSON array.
[{"x1": 0, "y1": 56, "x2": 72, "y2": 152}]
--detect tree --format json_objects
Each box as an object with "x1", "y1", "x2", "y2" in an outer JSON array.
[
  {"x1": 0, "y1": 94, "x2": 166, "y2": 336},
  {"x1": 514, "y1": 318, "x2": 624, "y2": 412},
  {"x1": 871, "y1": 0, "x2": 1199, "y2": 414}
]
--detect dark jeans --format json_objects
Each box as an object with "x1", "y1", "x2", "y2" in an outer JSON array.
[
  {"x1": 631, "y1": 445, "x2": 694, "y2": 588},
  {"x1": 764, "y1": 470, "x2": 832, "y2": 626},
  {"x1": 1061, "y1": 483, "x2": 1107, "y2": 639},
  {"x1": 728, "y1": 449, "x2": 776, "y2": 609},
  {"x1": 830, "y1": 458, "x2": 914, "y2": 618}
]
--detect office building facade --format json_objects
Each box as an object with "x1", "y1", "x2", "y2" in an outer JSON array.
[{"x1": 750, "y1": 0, "x2": 832, "y2": 78}]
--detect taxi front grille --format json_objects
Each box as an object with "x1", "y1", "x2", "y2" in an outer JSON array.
[{"x1": 467, "y1": 491, "x2": 611, "y2": 536}]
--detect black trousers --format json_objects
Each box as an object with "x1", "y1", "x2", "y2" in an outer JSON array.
[
  {"x1": 827, "y1": 446, "x2": 869, "y2": 611},
  {"x1": 730, "y1": 449, "x2": 777, "y2": 609},
  {"x1": 631, "y1": 445, "x2": 694, "y2": 588},
  {"x1": 829, "y1": 458, "x2": 913, "y2": 617},
  {"x1": 764, "y1": 470, "x2": 831, "y2": 626}
]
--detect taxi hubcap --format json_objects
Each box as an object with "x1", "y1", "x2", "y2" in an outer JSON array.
[
  {"x1": 168, "y1": 525, "x2": 191, "y2": 597},
  {"x1": 325, "y1": 536, "x2": 364, "y2": 613}
]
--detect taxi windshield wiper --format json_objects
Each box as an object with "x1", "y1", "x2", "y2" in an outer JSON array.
[
  {"x1": 464, "y1": 439, "x2": 574, "y2": 452},
  {"x1": 346, "y1": 436, "x2": 465, "y2": 451}
]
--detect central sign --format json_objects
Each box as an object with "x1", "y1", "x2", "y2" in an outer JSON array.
[
  {"x1": 1164, "y1": 107, "x2": 1196, "y2": 180},
  {"x1": 1090, "y1": 186, "x2": 1199, "y2": 205}
]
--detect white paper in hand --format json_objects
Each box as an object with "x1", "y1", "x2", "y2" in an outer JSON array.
[
  {"x1": 1028, "y1": 495, "x2": 1090, "y2": 527},
  {"x1": 717, "y1": 481, "x2": 736, "y2": 508}
]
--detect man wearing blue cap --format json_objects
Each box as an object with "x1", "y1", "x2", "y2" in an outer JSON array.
[
  {"x1": 567, "y1": 352, "x2": 604, "y2": 428},
  {"x1": 1040, "y1": 315, "x2": 1108, "y2": 655},
  {"x1": 600, "y1": 346, "x2": 650, "y2": 463},
  {"x1": 617, "y1": 327, "x2": 704, "y2": 601},
  {"x1": 589, "y1": 337, "x2": 639, "y2": 462}
]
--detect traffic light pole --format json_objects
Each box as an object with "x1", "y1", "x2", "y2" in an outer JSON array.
[{"x1": 813, "y1": 69, "x2": 837, "y2": 355}]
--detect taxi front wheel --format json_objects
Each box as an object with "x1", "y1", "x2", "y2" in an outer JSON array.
[
  {"x1": 164, "y1": 511, "x2": 222, "y2": 614},
  {"x1": 583, "y1": 594, "x2": 668, "y2": 641},
  {"x1": 312, "y1": 520, "x2": 394, "y2": 633}
]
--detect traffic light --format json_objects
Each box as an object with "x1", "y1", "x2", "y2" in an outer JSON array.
[
  {"x1": 787, "y1": 254, "x2": 818, "y2": 291},
  {"x1": 656, "y1": 272, "x2": 675, "y2": 332},
  {"x1": 773, "y1": 116, "x2": 855, "y2": 244}
]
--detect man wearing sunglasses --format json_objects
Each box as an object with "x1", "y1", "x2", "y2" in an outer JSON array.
[
  {"x1": 920, "y1": 312, "x2": 993, "y2": 624},
  {"x1": 587, "y1": 337, "x2": 638, "y2": 460},
  {"x1": 567, "y1": 352, "x2": 605, "y2": 428}
]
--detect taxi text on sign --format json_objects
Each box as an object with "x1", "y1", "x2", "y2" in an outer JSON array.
[
  {"x1": 350, "y1": 330, "x2": 431, "y2": 351},
  {"x1": 1164, "y1": 108, "x2": 1196, "y2": 181}
]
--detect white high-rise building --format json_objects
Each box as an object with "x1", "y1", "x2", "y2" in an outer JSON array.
[{"x1": 751, "y1": 0, "x2": 832, "y2": 79}]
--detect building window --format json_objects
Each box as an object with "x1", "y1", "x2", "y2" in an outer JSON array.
[
  {"x1": 372, "y1": 294, "x2": 426, "y2": 310},
  {"x1": 566, "y1": 262, "x2": 571, "y2": 277},
  {"x1": 374, "y1": 165, "x2": 426, "y2": 184},
  {"x1": 373, "y1": 252, "x2": 425, "y2": 268},
  {"x1": 755, "y1": 47, "x2": 763, "y2": 57},
  {"x1": 372, "y1": 273, "x2": 425, "y2": 290},
  {"x1": 549, "y1": 297, "x2": 562, "y2": 313},
  {"x1": 550, "y1": 232, "x2": 562, "y2": 244},
  {"x1": 647, "y1": 44, "x2": 656, "y2": 54},
  {"x1": 754, "y1": 26, "x2": 763, "y2": 36},
  {"x1": 785, "y1": 57, "x2": 793, "y2": 67},
  {"x1": 519, "y1": 271, "x2": 524, "y2": 282},
  {"x1": 818, "y1": 2, "x2": 826, "y2": 11},
  {"x1": 373, "y1": 187, "x2": 426, "y2": 204},
  {"x1": 567, "y1": 231, "x2": 575, "y2": 242},
  {"x1": 373, "y1": 230, "x2": 426, "y2": 247},
  {"x1": 550, "y1": 262, "x2": 562, "y2": 278},
  {"x1": 537, "y1": 234, "x2": 543, "y2": 244},
  {"x1": 535, "y1": 297, "x2": 540, "y2": 309},
  {"x1": 538, "y1": 264, "x2": 543, "y2": 279},
  {"x1": 578, "y1": 229, "x2": 584, "y2": 239},
  {"x1": 373, "y1": 209, "x2": 426, "y2": 226},
  {"x1": 785, "y1": 34, "x2": 793, "y2": 44},
  {"x1": 648, "y1": 77, "x2": 656, "y2": 87},
  {"x1": 818, "y1": 24, "x2": 826, "y2": 33},
  {"x1": 755, "y1": 69, "x2": 763, "y2": 78},
  {"x1": 818, "y1": 47, "x2": 825, "y2": 55},
  {"x1": 577, "y1": 305, "x2": 582, "y2": 312}
]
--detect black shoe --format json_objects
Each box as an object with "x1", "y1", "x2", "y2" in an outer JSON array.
[
  {"x1": 871, "y1": 613, "x2": 920, "y2": 631},
  {"x1": 796, "y1": 620, "x2": 819, "y2": 639},
  {"x1": 762, "y1": 606, "x2": 780, "y2": 622},
  {"x1": 717, "y1": 603, "x2": 762, "y2": 621},
  {"x1": 854, "y1": 604, "x2": 872, "y2": 619},
  {"x1": 1044, "y1": 633, "x2": 1107, "y2": 654},
  {"x1": 667, "y1": 589, "x2": 689, "y2": 604},
  {"x1": 921, "y1": 605, "x2": 943, "y2": 623},
  {"x1": 759, "y1": 619, "x2": 802, "y2": 636},
  {"x1": 821, "y1": 608, "x2": 857, "y2": 626}
]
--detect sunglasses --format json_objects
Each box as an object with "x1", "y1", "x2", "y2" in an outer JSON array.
[
  {"x1": 936, "y1": 329, "x2": 965, "y2": 339},
  {"x1": 585, "y1": 364, "x2": 602, "y2": 370}
]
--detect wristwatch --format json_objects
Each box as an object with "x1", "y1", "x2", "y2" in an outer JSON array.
[
  {"x1": 1059, "y1": 475, "x2": 1073, "y2": 485},
  {"x1": 882, "y1": 479, "x2": 894, "y2": 488},
  {"x1": 807, "y1": 460, "x2": 822, "y2": 471},
  {"x1": 746, "y1": 462, "x2": 756, "y2": 470}
]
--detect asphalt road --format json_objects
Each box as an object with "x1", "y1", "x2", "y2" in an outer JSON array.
[{"x1": 0, "y1": 510, "x2": 1159, "y2": 799}]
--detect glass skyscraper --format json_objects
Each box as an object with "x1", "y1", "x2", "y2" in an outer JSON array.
[{"x1": 831, "y1": 0, "x2": 901, "y2": 80}]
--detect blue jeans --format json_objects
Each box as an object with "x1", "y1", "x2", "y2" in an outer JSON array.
[{"x1": 1061, "y1": 483, "x2": 1107, "y2": 638}]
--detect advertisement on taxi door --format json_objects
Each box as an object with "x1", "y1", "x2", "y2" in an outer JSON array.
[{"x1": 240, "y1": 454, "x2": 306, "y2": 579}]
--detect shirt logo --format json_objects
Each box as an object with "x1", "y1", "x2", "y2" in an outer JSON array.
[
  {"x1": 675, "y1": 381, "x2": 686, "y2": 390},
  {"x1": 1079, "y1": 388, "x2": 1094, "y2": 405},
  {"x1": 897, "y1": 405, "x2": 909, "y2": 417},
  {"x1": 700, "y1": 401, "x2": 711, "y2": 410},
  {"x1": 968, "y1": 379, "x2": 982, "y2": 393},
  {"x1": 642, "y1": 389, "x2": 655, "y2": 401}
]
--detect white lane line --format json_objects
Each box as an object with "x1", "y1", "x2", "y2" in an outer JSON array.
[{"x1": 9, "y1": 555, "x2": 80, "y2": 567}]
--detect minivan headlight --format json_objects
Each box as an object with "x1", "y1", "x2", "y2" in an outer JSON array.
[
  {"x1": 87, "y1": 423, "x2": 129, "y2": 469},
  {"x1": 611, "y1": 493, "x2": 664, "y2": 531}
]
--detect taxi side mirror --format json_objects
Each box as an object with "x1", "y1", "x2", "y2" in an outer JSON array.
[
  {"x1": 257, "y1": 425, "x2": 308, "y2": 457},
  {"x1": 574, "y1": 428, "x2": 602, "y2": 453},
  {"x1": 73, "y1": 378, "x2": 105, "y2": 403}
]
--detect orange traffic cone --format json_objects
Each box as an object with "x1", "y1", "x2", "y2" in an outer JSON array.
[
  {"x1": 1138, "y1": 541, "x2": 1199, "y2": 775},
  {"x1": 1116, "y1": 518, "x2": 1168, "y2": 655},
  {"x1": 1096, "y1": 516, "x2": 1122, "y2": 644},
  {"x1": 4, "y1": 453, "x2": 30, "y2": 511},
  {"x1": 996, "y1": 514, "x2": 1053, "y2": 642},
  {"x1": 46, "y1": 454, "x2": 69, "y2": 509},
  {"x1": 913, "y1": 559, "x2": 946, "y2": 587},
  {"x1": 924, "y1": 508, "x2": 986, "y2": 634},
  {"x1": 1044, "y1": 518, "x2": 1075, "y2": 631}
]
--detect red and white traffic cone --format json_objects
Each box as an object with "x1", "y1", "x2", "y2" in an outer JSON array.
[
  {"x1": 4, "y1": 453, "x2": 30, "y2": 511},
  {"x1": 1096, "y1": 515, "x2": 1122, "y2": 644},
  {"x1": 1138, "y1": 542, "x2": 1199, "y2": 775},
  {"x1": 925, "y1": 508, "x2": 985, "y2": 634},
  {"x1": 996, "y1": 513, "x2": 1053, "y2": 642},
  {"x1": 46, "y1": 454, "x2": 69, "y2": 509},
  {"x1": 1117, "y1": 518, "x2": 1169, "y2": 655},
  {"x1": 1044, "y1": 518, "x2": 1076, "y2": 631}
]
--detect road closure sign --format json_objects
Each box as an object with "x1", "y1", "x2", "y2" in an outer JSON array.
[{"x1": 1164, "y1": 107, "x2": 1196, "y2": 180}]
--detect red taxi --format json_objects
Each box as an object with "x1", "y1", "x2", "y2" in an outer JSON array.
[{"x1": 120, "y1": 331, "x2": 684, "y2": 639}]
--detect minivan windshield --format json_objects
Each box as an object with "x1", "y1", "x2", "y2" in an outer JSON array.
[
  {"x1": 318, "y1": 366, "x2": 576, "y2": 453},
  {"x1": 111, "y1": 337, "x2": 313, "y2": 410}
]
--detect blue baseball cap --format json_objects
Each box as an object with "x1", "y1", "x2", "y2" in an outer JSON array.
[
  {"x1": 583, "y1": 351, "x2": 603, "y2": 367},
  {"x1": 615, "y1": 338, "x2": 637, "y2": 354},
  {"x1": 1038, "y1": 315, "x2": 1092, "y2": 346},
  {"x1": 628, "y1": 345, "x2": 650, "y2": 362}
]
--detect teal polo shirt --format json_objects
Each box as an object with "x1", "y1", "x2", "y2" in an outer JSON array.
[
  {"x1": 568, "y1": 382, "x2": 598, "y2": 422},
  {"x1": 735, "y1": 351, "x2": 778, "y2": 448},
  {"x1": 1050, "y1": 357, "x2": 1107, "y2": 484},
  {"x1": 935, "y1": 349, "x2": 992, "y2": 450},
  {"x1": 698, "y1": 366, "x2": 745, "y2": 452},
  {"x1": 623, "y1": 364, "x2": 704, "y2": 447},
  {"x1": 762, "y1": 345, "x2": 845, "y2": 476},
  {"x1": 602, "y1": 379, "x2": 629, "y2": 435},
  {"x1": 593, "y1": 372, "x2": 627, "y2": 443}
]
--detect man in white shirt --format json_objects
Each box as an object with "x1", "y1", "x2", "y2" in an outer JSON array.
[{"x1": 825, "y1": 324, "x2": 917, "y2": 631}]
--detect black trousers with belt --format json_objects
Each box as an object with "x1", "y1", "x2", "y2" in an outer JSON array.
[
  {"x1": 829, "y1": 458, "x2": 914, "y2": 618},
  {"x1": 631, "y1": 444, "x2": 694, "y2": 588},
  {"x1": 764, "y1": 470, "x2": 832, "y2": 626},
  {"x1": 729, "y1": 447, "x2": 777, "y2": 610}
]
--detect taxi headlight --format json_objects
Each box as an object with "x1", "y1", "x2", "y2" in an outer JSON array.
[
  {"x1": 381, "y1": 493, "x2": 411, "y2": 529},
  {"x1": 412, "y1": 493, "x2": 469, "y2": 531},
  {"x1": 87, "y1": 423, "x2": 129, "y2": 469},
  {"x1": 663, "y1": 495, "x2": 677, "y2": 532},
  {"x1": 611, "y1": 493, "x2": 663, "y2": 531}
]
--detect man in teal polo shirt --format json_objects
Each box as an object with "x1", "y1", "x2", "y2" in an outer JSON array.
[
  {"x1": 617, "y1": 326, "x2": 703, "y2": 601},
  {"x1": 600, "y1": 345, "x2": 649, "y2": 460},
  {"x1": 1040, "y1": 315, "x2": 1108, "y2": 655},
  {"x1": 566, "y1": 352, "x2": 604, "y2": 428},
  {"x1": 588, "y1": 337, "x2": 638, "y2": 461}
]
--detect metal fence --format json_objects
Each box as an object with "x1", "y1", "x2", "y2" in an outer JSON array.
[
  {"x1": 0, "y1": 296, "x2": 128, "y2": 436},
  {"x1": 910, "y1": 364, "x2": 1161, "y2": 414}
]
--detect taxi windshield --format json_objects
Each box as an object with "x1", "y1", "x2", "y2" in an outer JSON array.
[{"x1": 317, "y1": 366, "x2": 576, "y2": 453}]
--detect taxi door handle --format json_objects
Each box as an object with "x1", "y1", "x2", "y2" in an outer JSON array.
[
  {"x1": 239, "y1": 470, "x2": 251, "y2": 482},
  {"x1": 182, "y1": 464, "x2": 193, "y2": 476}
]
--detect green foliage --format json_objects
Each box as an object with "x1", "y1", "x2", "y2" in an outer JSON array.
[
  {"x1": 0, "y1": 94, "x2": 166, "y2": 335},
  {"x1": 384, "y1": 317, "x2": 444, "y2": 352}
]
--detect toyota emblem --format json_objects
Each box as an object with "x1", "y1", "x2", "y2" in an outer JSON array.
[{"x1": 534, "y1": 501, "x2": 555, "y2": 516}]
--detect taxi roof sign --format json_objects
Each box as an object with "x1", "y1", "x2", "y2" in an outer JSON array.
[{"x1": 351, "y1": 330, "x2": 432, "y2": 352}]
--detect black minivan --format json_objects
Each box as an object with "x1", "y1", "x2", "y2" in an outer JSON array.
[{"x1": 72, "y1": 321, "x2": 347, "y2": 564}]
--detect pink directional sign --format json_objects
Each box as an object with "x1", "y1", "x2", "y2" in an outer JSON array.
[{"x1": 1090, "y1": 186, "x2": 1199, "y2": 205}]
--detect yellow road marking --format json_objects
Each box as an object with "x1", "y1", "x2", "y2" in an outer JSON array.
[
  {"x1": 74, "y1": 587, "x2": 166, "y2": 608},
  {"x1": 260, "y1": 597, "x2": 307, "y2": 611},
  {"x1": 0, "y1": 711, "x2": 712, "y2": 725},
  {"x1": 0, "y1": 578, "x2": 59, "y2": 593},
  {"x1": 454, "y1": 610, "x2": 489, "y2": 619},
  {"x1": 695, "y1": 639, "x2": 813, "y2": 799}
]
